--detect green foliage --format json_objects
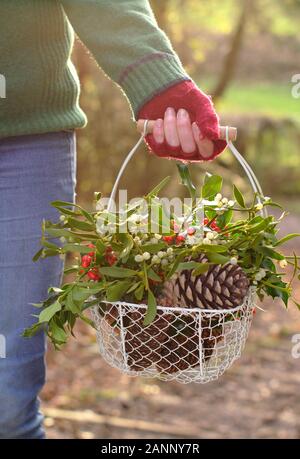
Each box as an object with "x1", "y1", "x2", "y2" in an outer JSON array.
[{"x1": 23, "y1": 169, "x2": 300, "y2": 349}]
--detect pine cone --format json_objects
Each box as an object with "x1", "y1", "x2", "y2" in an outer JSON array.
[
  {"x1": 156, "y1": 315, "x2": 199, "y2": 374},
  {"x1": 124, "y1": 309, "x2": 173, "y2": 371},
  {"x1": 102, "y1": 301, "x2": 226, "y2": 373},
  {"x1": 163, "y1": 254, "x2": 250, "y2": 310}
]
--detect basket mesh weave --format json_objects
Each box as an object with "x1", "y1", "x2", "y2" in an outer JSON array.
[{"x1": 92, "y1": 288, "x2": 255, "y2": 384}]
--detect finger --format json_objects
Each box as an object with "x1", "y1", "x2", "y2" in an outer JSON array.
[
  {"x1": 176, "y1": 109, "x2": 197, "y2": 154},
  {"x1": 152, "y1": 118, "x2": 164, "y2": 144},
  {"x1": 164, "y1": 107, "x2": 180, "y2": 148},
  {"x1": 192, "y1": 122, "x2": 214, "y2": 159}
]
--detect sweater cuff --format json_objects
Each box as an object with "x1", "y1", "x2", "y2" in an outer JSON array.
[{"x1": 118, "y1": 53, "x2": 191, "y2": 119}]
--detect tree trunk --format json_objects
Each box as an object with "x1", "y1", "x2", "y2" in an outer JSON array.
[{"x1": 212, "y1": 0, "x2": 253, "y2": 102}]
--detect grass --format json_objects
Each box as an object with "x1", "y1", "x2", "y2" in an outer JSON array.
[{"x1": 217, "y1": 82, "x2": 300, "y2": 121}]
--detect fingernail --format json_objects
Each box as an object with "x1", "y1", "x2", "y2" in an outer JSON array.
[
  {"x1": 155, "y1": 118, "x2": 163, "y2": 128},
  {"x1": 178, "y1": 108, "x2": 188, "y2": 118},
  {"x1": 166, "y1": 107, "x2": 175, "y2": 117},
  {"x1": 192, "y1": 122, "x2": 204, "y2": 139}
]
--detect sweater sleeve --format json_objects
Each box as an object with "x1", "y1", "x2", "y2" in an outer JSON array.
[{"x1": 60, "y1": 0, "x2": 190, "y2": 118}]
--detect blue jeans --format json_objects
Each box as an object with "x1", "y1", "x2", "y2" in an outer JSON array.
[{"x1": 0, "y1": 131, "x2": 76, "y2": 439}]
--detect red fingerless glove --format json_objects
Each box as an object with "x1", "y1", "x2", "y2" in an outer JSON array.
[{"x1": 137, "y1": 80, "x2": 227, "y2": 161}]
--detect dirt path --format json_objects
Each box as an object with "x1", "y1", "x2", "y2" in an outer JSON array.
[{"x1": 41, "y1": 215, "x2": 300, "y2": 439}]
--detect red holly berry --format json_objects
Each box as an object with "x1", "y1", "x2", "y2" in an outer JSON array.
[
  {"x1": 162, "y1": 235, "x2": 174, "y2": 244},
  {"x1": 175, "y1": 234, "x2": 186, "y2": 245},
  {"x1": 81, "y1": 255, "x2": 92, "y2": 268},
  {"x1": 203, "y1": 217, "x2": 209, "y2": 225},
  {"x1": 105, "y1": 246, "x2": 117, "y2": 266},
  {"x1": 87, "y1": 267, "x2": 101, "y2": 281},
  {"x1": 106, "y1": 254, "x2": 117, "y2": 266}
]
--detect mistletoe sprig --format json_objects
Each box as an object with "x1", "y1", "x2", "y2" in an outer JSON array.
[{"x1": 23, "y1": 165, "x2": 300, "y2": 348}]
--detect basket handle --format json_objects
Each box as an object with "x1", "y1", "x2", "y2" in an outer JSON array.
[
  {"x1": 137, "y1": 119, "x2": 237, "y2": 141},
  {"x1": 108, "y1": 120, "x2": 267, "y2": 218}
]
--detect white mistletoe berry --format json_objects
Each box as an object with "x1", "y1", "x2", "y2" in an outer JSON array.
[
  {"x1": 259, "y1": 268, "x2": 267, "y2": 278},
  {"x1": 152, "y1": 255, "x2": 161, "y2": 264},
  {"x1": 228, "y1": 200, "x2": 235, "y2": 207},
  {"x1": 255, "y1": 203, "x2": 264, "y2": 211},
  {"x1": 161, "y1": 258, "x2": 169, "y2": 266},
  {"x1": 279, "y1": 259, "x2": 288, "y2": 269},
  {"x1": 255, "y1": 272, "x2": 263, "y2": 281},
  {"x1": 215, "y1": 193, "x2": 222, "y2": 202},
  {"x1": 221, "y1": 197, "x2": 228, "y2": 205},
  {"x1": 230, "y1": 257, "x2": 238, "y2": 265},
  {"x1": 203, "y1": 238, "x2": 212, "y2": 245},
  {"x1": 154, "y1": 233, "x2": 162, "y2": 240},
  {"x1": 206, "y1": 232, "x2": 214, "y2": 240},
  {"x1": 158, "y1": 251, "x2": 165, "y2": 258},
  {"x1": 142, "y1": 252, "x2": 151, "y2": 261},
  {"x1": 167, "y1": 247, "x2": 173, "y2": 255},
  {"x1": 134, "y1": 254, "x2": 144, "y2": 263}
]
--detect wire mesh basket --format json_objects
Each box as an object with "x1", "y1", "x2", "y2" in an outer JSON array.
[
  {"x1": 91, "y1": 123, "x2": 262, "y2": 383},
  {"x1": 92, "y1": 287, "x2": 256, "y2": 384}
]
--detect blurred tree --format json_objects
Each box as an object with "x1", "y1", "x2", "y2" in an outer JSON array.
[
  {"x1": 150, "y1": 0, "x2": 170, "y2": 32},
  {"x1": 212, "y1": 0, "x2": 253, "y2": 100}
]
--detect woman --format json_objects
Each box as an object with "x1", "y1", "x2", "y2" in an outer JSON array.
[{"x1": 0, "y1": 0, "x2": 226, "y2": 439}]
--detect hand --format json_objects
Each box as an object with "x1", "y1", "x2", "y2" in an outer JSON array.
[
  {"x1": 137, "y1": 80, "x2": 227, "y2": 162},
  {"x1": 151, "y1": 107, "x2": 215, "y2": 160}
]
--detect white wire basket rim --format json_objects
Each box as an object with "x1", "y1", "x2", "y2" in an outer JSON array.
[{"x1": 99, "y1": 286, "x2": 256, "y2": 315}]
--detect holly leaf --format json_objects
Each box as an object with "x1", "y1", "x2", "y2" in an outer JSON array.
[
  {"x1": 274, "y1": 233, "x2": 300, "y2": 246},
  {"x1": 264, "y1": 280, "x2": 289, "y2": 307},
  {"x1": 99, "y1": 266, "x2": 137, "y2": 278},
  {"x1": 256, "y1": 246, "x2": 285, "y2": 260},
  {"x1": 38, "y1": 301, "x2": 62, "y2": 323},
  {"x1": 147, "y1": 268, "x2": 162, "y2": 282},
  {"x1": 233, "y1": 184, "x2": 246, "y2": 208},
  {"x1": 106, "y1": 280, "x2": 131, "y2": 302},
  {"x1": 67, "y1": 218, "x2": 95, "y2": 232},
  {"x1": 32, "y1": 247, "x2": 44, "y2": 262},
  {"x1": 192, "y1": 263, "x2": 211, "y2": 276},
  {"x1": 206, "y1": 253, "x2": 230, "y2": 264},
  {"x1": 217, "y1": 209, "x2": 233, "y2": 228},
  {"x1": 202, "y1": 175, "x2": 222, "y2": 199},
  {"x1": 177, "y1": 261, "x2": 203, "y2": 272},
  {"x1": 143, "y1": 289, "x2": 157, "y2": 326},
  {"x1": 62, "y1": 244, "x2": 93, "y2": 254},
  {"x1": 134, "y1": 283, "x2": 145, "y2": 301}
]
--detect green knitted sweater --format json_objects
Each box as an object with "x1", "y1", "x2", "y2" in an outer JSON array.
[{"x1": 0, "y1": 0, "x2": 189, "y2": 139}]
